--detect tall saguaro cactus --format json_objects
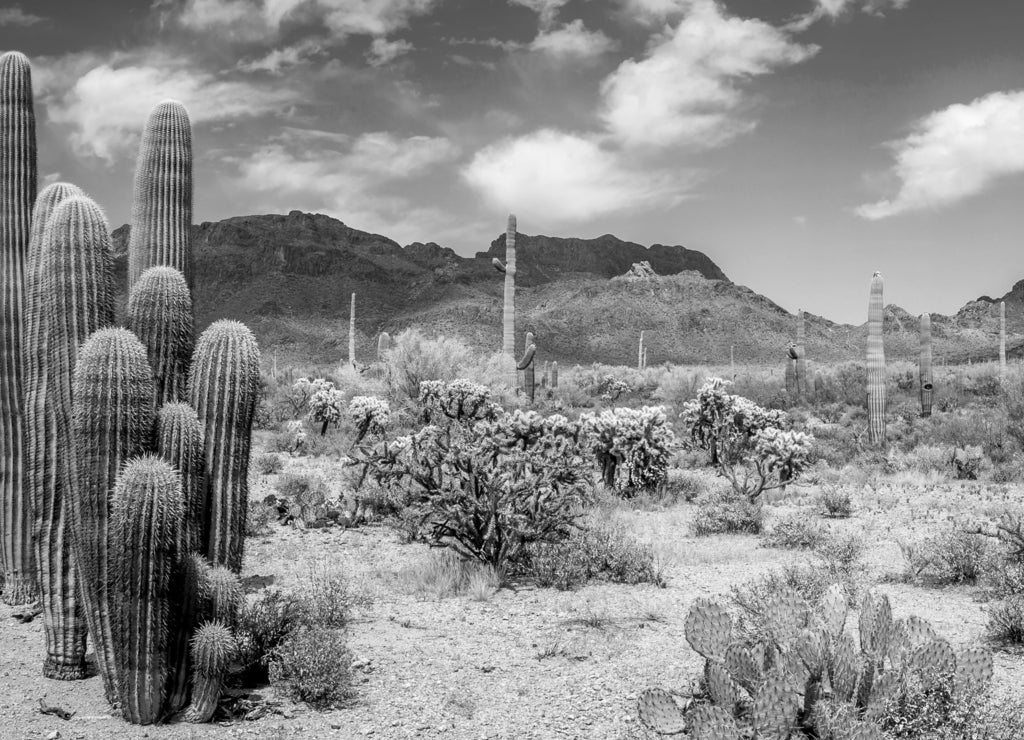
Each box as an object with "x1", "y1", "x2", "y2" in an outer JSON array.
[
  {"x1": 128, "y1": 100, "x2": 193, "y2": 292},
  {"x1": 638, "y1": 331, "x2": 645, "y2": 370},
  {"x1": 71, "y1": 328, "x2": 156, "y2": 701},
  {"x1": 999, "y1": 301, "x2": 1006, "y2": 382},
  {"x1": 127, "y1": 266, "x2": 194, "y2": 406},
  {"x1": 189, "y1": 320, "x2": 261, "y2": 572},
  {"x1": 919, "y1": 313, "x2": 933, "y2": 417},
  {"x1": 795, "y1": 310, "x2": 807, "y2": 399},
  {"x1": 349, "y1": 292, "x2": 356, "y2": 368},
  {"x1": 518, "y1": 331, "x2": 537, "y2": 404},
  {"x1": 0, "y1": 50, "x2": 37, "y2": 604},
  {"x1": 492, "y1": 214, "x2": 517, "y2": 389},
  {"x1": 37, "y1": 195, "x2": 115, "y2": 679},
  {"x1": 867, "y1": 272, "x2": 886, "y2": 446}
]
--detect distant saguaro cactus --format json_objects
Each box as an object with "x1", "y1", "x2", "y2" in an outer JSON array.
[
  {"x1": 999, "y1": 301, "x2": 1006, "y2": 382},
  {"x1": 785, "y1": 343, "x2": 797, "y2": 396},
  {"x1": 518, "y1": 331, "x2": 537, "y2": 404},
  {"x1": 550, "y1": 360, "x2": 558, "y2": 389},
  {"x1": 127, "y1": 266, "x2": 194, "y2": 406},
  {"x1": 377, "y1": 331, "x2": 391, "y2": 360},
  {"x1": 109, "y1": 456, "x2": 184, "y2": 725},
  {"x1": 795, "y1": 310, "x2": 807, "y2": 399},
  {"x1": 348, "y1": 292, "x2": 356, "y2": 368},
  {"x1": 0, "y1": 50, "x2": 37, "y2": 605},
  {"x1": 492, "y1": 214, "x2": 517, "y2": 389},
  {"x1": 867, "y1": 272, "x2": 886, "y2": 445},
  {"x1": 128, "y1": 100, "x2": 193, "y2": 291},
  {"x1": 638, "y1": 331, "x2": 645, "y2": 370},
  {"x1": 188, "y1": 320, "x2": 261, "y2": 572},
  {"x1": 919, "y1": 313, "x2": 933, "y2": 417},
  {"x1": 36, "y1": 195, "x2": 115, "y2": 679},
  {"x1": 71, "y1": 328, "x2": 156, "y2": 701}
]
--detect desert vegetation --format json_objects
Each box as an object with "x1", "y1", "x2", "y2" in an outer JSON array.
[{"x1": 2, "y1": 49, "x2": 1024, "y2": 740}]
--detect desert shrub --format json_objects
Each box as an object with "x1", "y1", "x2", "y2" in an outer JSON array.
[
  {"x1": 245, "y1": 499, "x2": 275, "y2": 537},
  {"x1": 761, "y1": 511, "x2": 826, "y2": 550},
  {"x1": 899, "y1": 693, "x2": 1024, "y2": 740},
  {"x1": 691, "y1": 488, "x2": 764, "y2": 536},
  {"x1": 949, "y1": 445, "x2": 984, "y2": 480},
  {"x1": 270, "y1": 419, "x2": 309, "y2": 455},
  {"x1": 357, "y1": 394, "x2": 592, "y2": 569},
  {"x1": 236, "y1": 589, "x2": 305, "y2": 679},
  {"x1": 930, "y1": 529, "x2": 991, "y2": 584},
  {"x1": 268, "y1": 626, "x2": 354, "y2": 708},
  {"x1": 294, "y1": 562, "x2": 361, "y2": 629},
  {"x1": 398, "y1": 549, "x2": 503, "y2": 599},
  {"x1": 814, "y1": 531, "x2": 866, "y2": 598},
  {"x1": 819, "y1": 483, "x2": 853, "y2": 518},
  {"x1": 579, "y1": 405, "x2": 677, "y2": 494},
  {"x1": 274, "y1": 473, "x2": 329, "y2": 526},
  {"x1": 254, "y1": 452, "x2": 284, "y2": 475},
  {"x1": 813, "y1": 361, "x2": 868, "y2": 406},
  {"x1": 886, "y1": 443, "x2": 949, "y2": 475},
  {"x1": 661, "y1": 468, "x2": 712, "y2": 503},
  {"x1": 525, "y1": 522, "x2": 664, "y2": 590},
  {"x1": 382, "y1": 327, "x2": 474, "y2": 400},
  {"x1": 986, "y1": 595, "x2": 1024, "y2": 645}
]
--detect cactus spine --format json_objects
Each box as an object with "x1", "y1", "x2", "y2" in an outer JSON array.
[
  {"x1": 999, "y1": 301, "x2": 1006, "y2": 382},
  {"x1": 492, "y1": 214, "x2": 517, "y2": 389},
  {"x1": 867, "y1": 272, "x2": 886, "y2": 446},
  {"x1": 517, "y1": 331, "x2": 537, "y2": 404},
  {"x1": 37, "y1": 195, "x2": 115, "y2": 678},
  {"x1": 127, "y1": 266, "x2": 194, "y2": 406},
  {"x1": 920, "y1": 313, "x2": 933, "y2": 418},
  {"x1": 188, "y1": 320, "x2": 261, "y2": 572},
  {"x1": 128, "y1": 101, "x2": 193, "y2": 291},
  {"x1": 109, "y1": 456, "x2": 184, "y2": 725},
  {"x1": 71, "y1": 328, "x2": 156, "y2": 701},
  {"x1": 0, "y1": 50, "x2": 37, "y2": 604}
]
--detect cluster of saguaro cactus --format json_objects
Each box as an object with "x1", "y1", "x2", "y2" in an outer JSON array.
[
  {"x1": 638, "y1": 585, "x2": 994, "y2": 738},
  {"x1": 517, "y1": 331, "x2": 537, "y2": 404},
  {"x1": 920, "y1": 313, "x2": 933, "y2": 417},
  {"x1": 492, "y1": 214, "x2": 517, "y2": 389},
  {"x1": 1, "y1": 55, "x2": 260, "y2": 725},
  {"x1": 867, "y1": 272, "x2": 886, "y2": 445}
]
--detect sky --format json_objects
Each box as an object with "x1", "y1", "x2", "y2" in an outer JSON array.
[{"x1": 4, "y1": 0, "x2": 1024, "y2": 324}]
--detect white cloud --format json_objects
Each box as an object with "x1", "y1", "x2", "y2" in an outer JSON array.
[
  {"x1": 36, "y1": 52, "x2": 301, "y2": 162},
  {"x1": 176, "y1": 0, "x2": 436, "y2": 40},
  {"x1": 600, "y1": 0, "x2": 817, "y2": 149},
  {"x1": 857, "y1": 90, "x2": 1024, "y2": 220},
  {"x1": 508, "y1": 0, "x2": 569, "y2": 29},
  {"x1": 462, "y1": 129, "x2": 691, "y2": 221},
  {"x1": 530, "y1": 20, "x2": 617, "y2": 61},
  {"x1": 786, "y1": 0, "x2": 910, "y2": 31},
  {"x1": 0, "y1": 7, "x2": 45, "y2": 26},
  {"x1": 237, "y1": 39, "x2": 324, "y2": 74},
  {"x1": 367, "y1": 37, "x2": 414, "y2": 66},
  {"x1": 231, "y1": 128, "x2": 463, "y2": 243}
]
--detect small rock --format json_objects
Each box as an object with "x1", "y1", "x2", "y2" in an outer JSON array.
[{"x1": 46, "y1": 732, "x2": 60, "y2": 740}]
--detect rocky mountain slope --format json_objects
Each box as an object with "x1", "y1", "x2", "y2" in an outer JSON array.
[{"x1": 110, "y1": 210, "x2": 1018, "y2": 368}]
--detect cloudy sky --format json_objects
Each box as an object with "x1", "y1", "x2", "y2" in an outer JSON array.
[{"x1": 6, "y1": 0, "x2": 1024, "y2": 323}]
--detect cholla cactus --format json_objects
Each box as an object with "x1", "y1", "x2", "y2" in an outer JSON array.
[
  {"x1": 579, "y1": 406, "x2": 676, "y2": 493},
  {"x1": 309, "y1": 385, "x2": 346, "y2": 436},
  {"x1": 419, "y1": 378, "x2": 498, "y2": 422},
  {"x1": 348, "y1": 395, "x2": 390, "y2": 444},
  {"x1": 680, "y1": 377, "x2": 788, "y2": 466},
  {"x1": 638, "y1": 586, "x2": 995, "y2": 738}
]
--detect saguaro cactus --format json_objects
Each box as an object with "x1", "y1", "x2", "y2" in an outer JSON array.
[
  {"x1": 795, "y1": 310, "x2": 807, "y2": 399},
  {"x1": 492, "y1": 214, "x2": 517, "y2": 389},
  {"x1": 36, "y1": 194, "x2": 115, "y2": 679},
  {"x1": 999, "y1": 301, "x2": 1006, "y2": 382},
  {"x1": 919, "y1": 313, "x2": 933, "y2": 417},
  {"x1": 127, "y1": 266, "x2": 194, "y2": 406},
  {"x1": 109, "y1": 456, "x2": 184, "y2": 725},
  {"x1": 348, "y1": 292, "x2": 356, "y2": 368},
  {"x1": 377, "y1": 331, "x2": 391, "y2": 360},
  {"x1": 518, "y1": 331, "x2": 537, "y2": 404},
  {"x1": 71, "y1": 327, "x2": 156, "y2": 701},
  {"x1": 0, "y1": 50, "x2": 37, "y2": 605},
  {"x1": 188, "y1": 320, "x2": 261, "y2": 572},
  {"x1": 867, "y1": 272, "x2": 886, "y2": 445},
  {"x1": 550, "y1": 360, "x2": 558, "y2": 389},
  {"x1": 638, "y1": 331, "x2": 645, "y2": 370},
  {"x1": 128, "y1": 100, "x2": 193, "y2": 291}
]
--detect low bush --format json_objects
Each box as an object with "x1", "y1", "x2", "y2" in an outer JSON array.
[
  {"x1": 761, "y1": 511, "x2": 826, "y2": 550},
  {"x1": 254, "y1": 452, "x2": 284, "y2": 475},
  {"x1": 268, "y1": 627, "x2": 355, "y2": 708},
  {"x1": 986, "y1": 595, "x2": 1024, "y2": 645},
  {"x1": 819, "y1": 483, "x2": 853, "y2": 518},
  {"x1": 691, "y1": 488, "x2": 764, "y2": 536},
  {"x1": 398, "y1": 549, "x2": 503, "y2": 600},
  {"x1": 525, "y1": 522, "x2": 664, "y2": 590}
]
